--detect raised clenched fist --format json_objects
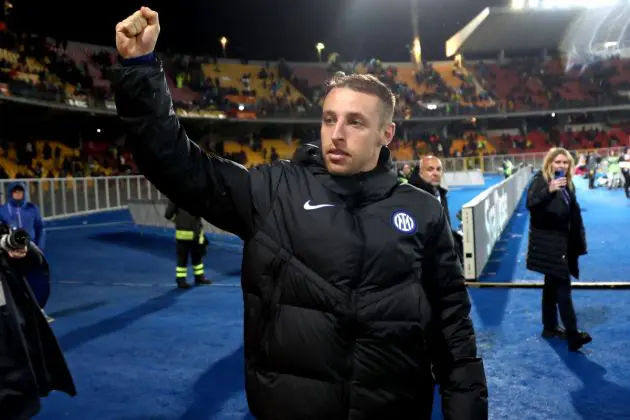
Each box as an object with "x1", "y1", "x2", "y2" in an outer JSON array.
[{"x1": 115, "y1": 6, "x2": 160, "y2": 59}]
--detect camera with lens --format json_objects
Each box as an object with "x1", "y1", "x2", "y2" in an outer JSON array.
[{"x1": 0, "y1": 226, "x2": 30, "y2": 252}]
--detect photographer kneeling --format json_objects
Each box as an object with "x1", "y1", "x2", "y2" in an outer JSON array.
[{"x1": 0, "y1": 223, "x2": 76, "y2": 419}]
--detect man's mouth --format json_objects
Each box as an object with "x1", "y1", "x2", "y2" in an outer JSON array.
[{"x1": 328, "y1": 149, "x2": 350, "y2": 158}]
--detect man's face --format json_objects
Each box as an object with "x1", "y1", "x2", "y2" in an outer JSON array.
[
  {"x1": 321, "y1": 87, "x2": 395, "y2": 175},
  {"x1": 11, "y1": 189, "x2": 24, "y2": 201},
  {"x1": 402, "y1": 164, "x2": 411, "y2": 177},
  {"x1": 420, "y1": 157, "x2": 443, "y2": 186}
]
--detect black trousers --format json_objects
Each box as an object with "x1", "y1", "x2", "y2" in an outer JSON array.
[
  {"x1": 176, "y1": 239, "x2": 206, "y2": 280},
  {"x1": 542, "y1": 274, "x2": 577, "y2": 333}
]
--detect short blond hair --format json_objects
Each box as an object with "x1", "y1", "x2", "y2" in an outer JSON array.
[{"x1": 324, "y1": 72, "x2": 396, "y2": 124}]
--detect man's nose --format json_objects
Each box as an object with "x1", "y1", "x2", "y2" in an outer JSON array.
[{"x1": 331, "y1": 121, "x2": 346, "y2": 141}]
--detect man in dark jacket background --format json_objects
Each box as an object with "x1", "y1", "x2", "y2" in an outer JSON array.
[
  {"x1": 410, "y1": 156, "x2": 451, "y2": 226},
  {"x1": 410, "y1": 156, "x2": 464, "y2": 261},
  {"x1": 164, "y1": 200, "x2": 211, "y2": 289},
  {"x1": 112, "y1": 7, "x2": 487, "y2": 419}
]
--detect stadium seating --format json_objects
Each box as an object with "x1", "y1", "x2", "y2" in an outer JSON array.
[
  {"x1": 433, "y1": 62, "x2": 464, "y2": 90},
  {"x1": 1, "y1": 25, "x2": 630, "y2": 176},
  {"x1": 202, "y1": 62, "x2": 306, "y2": 103},
  {"x1": 3, "y1": 25, "x2": 630, "y2": 122},
  {"x1": 289, "y1": 64, "x2": 329, "y2": 91},
  {"x1": 395, "y1": 64, "x2": 436, "y2": 95},
  {"x1": 63, "y1": 42, "x2": 113, "y2": 90}
]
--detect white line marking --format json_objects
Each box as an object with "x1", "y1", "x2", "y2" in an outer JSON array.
[
  {"x1": 55, "y1": 281, "x2": 242, "y2": 288},
  {"x1": 45, "y1": 221, "x2": 133, "y2": 232}
]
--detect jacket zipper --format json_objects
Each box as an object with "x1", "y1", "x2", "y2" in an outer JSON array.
[{"x1": 345, "y1": 201, "x2": 366, "y2": 418}]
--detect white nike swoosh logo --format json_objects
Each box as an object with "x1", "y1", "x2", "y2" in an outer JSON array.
[{"x1": 303, "y1": 200, "x2": 334, "y2": 210}]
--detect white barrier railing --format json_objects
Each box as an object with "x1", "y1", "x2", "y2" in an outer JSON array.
[
  {"x1": 443, "y1": 170, "x2": 485, "y2": 187},
  {"x1": 127, "y1": 199, "x2": 237, "y2": 238},
  {"x1": 394, "y1": 146, "x2": 626, "y2": 173},
  {"x1": 461, "y1": 167, "x2": 533, "y2": 280},
  {"x1": 0, "y1": 144, "x2": 623, "y2": 222},
  {"x1": 0, "y1": 176, "x2": 161, "y2": 220}
]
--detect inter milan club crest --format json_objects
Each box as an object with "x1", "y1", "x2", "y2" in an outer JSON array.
[{"x1": 392, "y1": 211, "x2": 416, "y2": 234}]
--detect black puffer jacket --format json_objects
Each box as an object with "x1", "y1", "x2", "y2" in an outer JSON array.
[
  {"x1": 409, "y1": 167, "x2": 451, "y2": 227},
  {"x1": 111, "y1": 57, "x2": 487, "y2": 420},
  {"x1": 526, "y1": 171, "x2": 587, "y2": 279}
]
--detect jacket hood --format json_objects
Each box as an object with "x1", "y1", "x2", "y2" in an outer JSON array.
[
  {"x1": 291, "y1": 141, "x2": 399, "y2": 207},
  {"x1": 8, "y1": 181, "x2": 27, "y2": 194},
  {"x1": 6, "y1": 181, "x2": 29, "y2": 206}
]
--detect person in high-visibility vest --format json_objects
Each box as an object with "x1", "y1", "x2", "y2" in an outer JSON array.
[
  {"x1": 164, "y1": 200, "x2": 211, "y2": 289},
  {"x1": 502, "y1": 159, "x2": 513, "y2": 179},
  {"x1": 397, "y1": 163, "x2": 411, "y2": 184}
]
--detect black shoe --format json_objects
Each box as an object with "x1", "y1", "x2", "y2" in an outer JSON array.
[
  {"x1": 542, "y1": 326, "x2": 567, "y2": 340},
  {"x1": 194, "y1": 277, "x2": 212, "y2": 285},
  {"x1": 176, "y1": 279, "x2": 191, "y2": 289},
  {"x1": 568, "y1": 331, "x2": 592, "y2": 352}
]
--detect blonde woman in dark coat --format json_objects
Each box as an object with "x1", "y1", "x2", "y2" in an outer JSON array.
[{"x1": 526, "y1": 147, "x2": 592, "y2": 352}]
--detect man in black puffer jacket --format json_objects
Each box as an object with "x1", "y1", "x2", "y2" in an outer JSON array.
[
  {"x1": 410, "y1": 156, "x2": 463, "y2": 262},
  {"x1": 409, "y1": 156, "x2": 451, "y2": 226},
  {"x1": 112, "y1": 8, "x2": 487, "y2": 419}
]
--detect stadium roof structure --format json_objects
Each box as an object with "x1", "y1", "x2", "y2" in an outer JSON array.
[{"x1": 445, "y1": 7, "x2": 584, "y2": 58}]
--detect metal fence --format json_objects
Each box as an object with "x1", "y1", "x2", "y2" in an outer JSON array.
[
  {"x1": 0, "y1": 176, "x2": 162, "y2": 220},
  {"x1": 0, "y1": 146, "x2": 624, "y2": 220},
  {"x1": 395, "y1": 146, "x2": 627, "y2": 173}
]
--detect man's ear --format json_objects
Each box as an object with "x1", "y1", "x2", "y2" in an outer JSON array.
[{"x1": 381, "y1": 122, "x2": 396, "y2": 147}]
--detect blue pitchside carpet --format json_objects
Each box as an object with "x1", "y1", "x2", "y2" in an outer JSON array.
[{"x1": 34, "y1": 174, "x2": 630, "y2": 419}]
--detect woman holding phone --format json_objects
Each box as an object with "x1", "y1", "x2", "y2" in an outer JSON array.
[
  {"x1": 621, "y1": 147, "x2": 630, "y2": 198},
  {"x1": 526, "y1": 147, "x2": 592, "y2": 352}
]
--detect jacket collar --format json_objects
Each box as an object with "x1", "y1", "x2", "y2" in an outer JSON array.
[
  {"x1": 292, "y1": 141, "x2": 399, "y2": 208},
  {"x1": 411, "y1": 170, "x2": 447, "y2": 196}
]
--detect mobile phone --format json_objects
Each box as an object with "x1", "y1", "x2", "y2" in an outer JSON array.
[{"x1": 554, "y1": 170, "x2": 565, "y2": 179}]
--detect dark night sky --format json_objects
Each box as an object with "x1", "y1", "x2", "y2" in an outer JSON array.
[{"x1": 9, "y1": 0, "x2": 507, "y2": 62}]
